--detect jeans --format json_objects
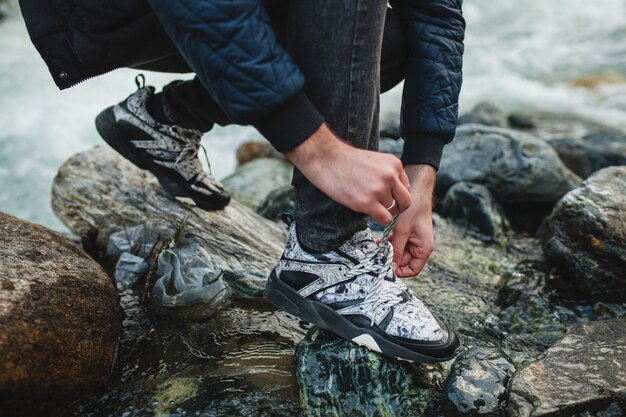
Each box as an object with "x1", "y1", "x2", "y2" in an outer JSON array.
[{"x1": 134, "y1": 0, "x2": 408, "y2": 251}]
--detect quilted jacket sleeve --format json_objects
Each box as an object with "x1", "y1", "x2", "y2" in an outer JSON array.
[
  {"x1": 389, "y1": 0, "x2": 465, "y2": 169},
  {"x1": 146, "y1": 0, "x2": 324, "y2": 152}
]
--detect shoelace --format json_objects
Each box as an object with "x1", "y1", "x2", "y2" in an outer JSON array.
[{"x1": 346, "y1": 215, "x2": 404, "y2": 325}]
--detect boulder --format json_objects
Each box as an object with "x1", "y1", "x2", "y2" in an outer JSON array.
[
  {"x1": 295, "y1": 328, "x2": 437, "y2": 417},
  {"x1": 51, "y1": 147, "x2": 287, "y2": 297},
  {"x1": 235, "y1": 140, "x2": 285, "y2": 166},
  {"x1": 222, "y1": 157, "x2": 293, "y2": 209},
  {"x1": 0, "y1": 212, "x2": 122, "y2": 416},
  {"x1": 442, "y1": 347, "x2": 515, "y2": 417},
  {"x1": 256, "y1": 184, "x2": 295, "y2": 221},
  {"x1": 441, "y1": 182, "x2": 510, "y2": 242},
  {"x1": 543, "y1": 166, "x2": 626, "y2": 301},
  {"x1": 437, "y1": 125, "x2": 581, "y2": 203},
  {"x1": 512, "y1": 111, "x2": 626, "y2": 178},
  {"x1": 458, "y1": 102, "x2": 508, "y2": 128},
  {"x1": 508, "y1": 319, "x2": 626, "y2": 417}
]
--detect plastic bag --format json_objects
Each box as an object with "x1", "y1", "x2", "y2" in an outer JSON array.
[
  {"x1": 152, "y1": 244, "x2": 228, "y2": 311},
  {"x1": 107, "y1": 224, "x2": 155, "y2": 258}
]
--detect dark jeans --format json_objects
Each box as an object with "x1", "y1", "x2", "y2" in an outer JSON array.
[{"x1": 135, "y1": 0, "x2": 408, "y2": 251}]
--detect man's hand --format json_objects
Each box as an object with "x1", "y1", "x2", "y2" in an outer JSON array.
[
  {"x1": 286, "y1": 124, "x2": 412, "y2": 225},
  {"x1": 390, "y1": 164, "x2": 436, "y2": 278}
]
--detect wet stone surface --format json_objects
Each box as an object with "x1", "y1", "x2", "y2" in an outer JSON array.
[
  {"x1": 442, "y1": 181, "x2": 510, "y2": 242},
  {"x1": 508, "y1": 319, "x2": 626, "y2": 417},
  {"x1": 543, "y1": 166, "x2": 626, "y2": 302},
  {"x1": 437, "y1": 125, "x2": 581, "y2": 203},
  {"x1": 442, "y1": 347, "x2": 515, "y2": 417},
  {"x1": 295, "y1": 328, "x2": 441, "y2": 417}
]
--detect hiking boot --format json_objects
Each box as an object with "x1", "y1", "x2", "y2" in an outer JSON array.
[
  {"x1": 95, "y1": 75, "x2": 230, "y2": 210},
  {"x1": 265, "y1": 217, "x2": 460, "y2": 363}
]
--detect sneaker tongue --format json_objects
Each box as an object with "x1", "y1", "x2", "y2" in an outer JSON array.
[{"x1": 343, "y1": 228, "x2": 378, "y2": 259}]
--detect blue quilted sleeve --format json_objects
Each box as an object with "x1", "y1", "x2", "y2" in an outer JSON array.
[
  {"x1": 146, "y1": 0, "x2": 323, "y2": 151},
  {"x1": 389, "y1": 0, "x2": 465, "y2": 169}
]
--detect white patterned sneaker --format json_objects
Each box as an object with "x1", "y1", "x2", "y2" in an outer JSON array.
[
  {"x1": 95, "y1": 75, "x2": 230, "y2": 210},
  {"x1": 265, "y1": 217, "x2": 460, "y2": 362}
]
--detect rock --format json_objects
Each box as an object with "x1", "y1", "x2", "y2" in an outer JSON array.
[
  {"x1": 256, "y1": 184, "x2": 295, "y2": 221},
  {"x1": 498, "y1": 261, "x2": 580, "y2": 350},
  {"x1": 547, "y1": 130, "x2": 626, "y2": 178},
  {"x1": 437, "y1": 125, "x2": 581, "y2": 203},
  {"x1": 442, "y1": 347, "x2": 515, "y2": 417},
  {"x1": 51, "y1": 147, "x2": 287, "y2": 297},
  {"x1": 295, "y1": 328, "x2": 438, "y2": 417},
  {"x1": 222, "y1": 157, "x2": 293, "y2": 209},
  {"x1": 508, "y1": 113, "x2": 536, "y2": 130},
  {"x1": 512, "y1": 111, "x2": 626, "y2": 178},
  {"x1": 403, "y1": 214, "x2": 546, "y2": 361},
  {"x1": 458, "y1": 102, "x2": 508, "y2": 128},
  {"x1": 379, "y1": 112, "x2": 401, "y2": 139},
  {"x1": 543, "y1": 167, "x2": 626, "y2": 302},
  {"x1": 441, "y1": 182, "x2": 510, "y2": 242},
  {"x1": 235, "y1": 140, "x2": 285, "y2": 165},
  {"x1": 0, "y1": 212, "x2": 122, "y2": 415},
  {"x1": 508, "y1": 319, "x2": 626, "y2": 417}
]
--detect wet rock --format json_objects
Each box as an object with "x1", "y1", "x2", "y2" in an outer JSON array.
[
  {"x1": 222, "y1": 157, "x2": 293, "y2": 209},
  {"x1": 404, "y1": 214, "x2": 545, "y2": 359},
  {"x1": 256, "y1": 184, "x2": 295, "y2": 221},
  {"x1": 458, "y1": 102, "x2": 508, "y2": 128},
  {"x1": 378, "y1": 137, "x2": 404, "y2": 159},
  {"x1": 0, "y1": 212, "x2": 122, "y2": 416},
  {"x1": 52, "y1": 147, "x2": 287, "y2": 297},
  {"x1": 508, "y1": 319, "x2": 626, "y2": 417},
  {"x1": 380, "y1": 112, "x2": 401, "y2": 139},
  {"x1": 547, "y1": 129, "x2": 626, "y2": 178},
  {"x1": 441, "y1": 182, "x2": 510, "y2": 242},
  {"x1": 508, "y1": 113, "x2": 536, "y2": 130},
  {"x1": 543, "y1": 167, "x2": 626, "y2": 301},
  {"x1": 498, "y1": 261, "x2": 580, "y2": 350},
  {"x1": 513, "y1": 111, "x2": 626, "y2": 178},
  {"x1": 295, "y1": 328, "x2": 438, "y2": 417},
  {"x1": 442, "y1": 347, "x2": 515, "y2": 417},
  {"x1": 235, "y1": 140, "x2": 285, "y2": 165},
  {"x1": 437, "y1": 125, "x2": 581, "y2": 203}
]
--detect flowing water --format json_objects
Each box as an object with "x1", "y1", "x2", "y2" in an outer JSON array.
[{"x1": 1, "y1": 1, "x2": 625, "y2": 415}]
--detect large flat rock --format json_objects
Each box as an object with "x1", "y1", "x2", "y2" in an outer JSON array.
[
  {"x1": 508, "y1": 319, "x2": 626, "y2": 417},
  {"x1": 52, "y1": 146, "x2": 287, "y2": 296}
]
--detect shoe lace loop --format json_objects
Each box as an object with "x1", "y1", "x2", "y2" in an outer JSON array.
[{"x1": 347, "y1": 215, "x2": 403, "y2": 325}]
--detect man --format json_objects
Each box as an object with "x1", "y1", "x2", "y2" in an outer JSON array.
[{"x1": 20, "y1": 0, "x2": 465, "y2": 363}]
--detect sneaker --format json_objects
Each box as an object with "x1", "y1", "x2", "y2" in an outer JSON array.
[
  {"x1": 265, "y1": 218, "x2": 460, "y2": 363},
  {"x1": 95, "y1": 75, "x2": 231, "y2": 210}
]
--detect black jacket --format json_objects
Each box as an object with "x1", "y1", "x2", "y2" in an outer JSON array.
[{"x1": 20, "y1": 0, "x2": 465, "y2": 167}]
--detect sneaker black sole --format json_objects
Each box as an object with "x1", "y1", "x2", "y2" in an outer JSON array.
[
  {"x1": 265, "y1": 270, "x2": 461, "y2": 363},
  {"x1": 95, "y1": 106, "x2": 229, "y2": 210}
]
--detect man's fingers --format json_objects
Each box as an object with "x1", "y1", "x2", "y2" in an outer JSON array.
[
  {"x1": 370, "y1": 204, "x2": 393, "y2": 225},
  {"x1": 391, "y1": 229, "x2": 410, "y2": 271},
  {"x1": 391, "y1": 179, "x2": 412, "y2": 213}
]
